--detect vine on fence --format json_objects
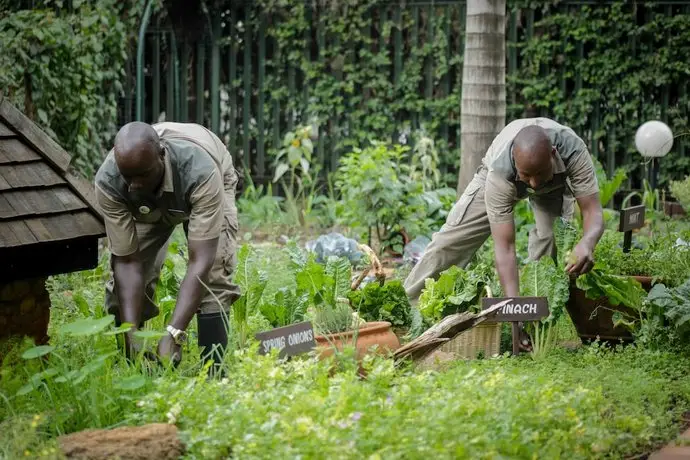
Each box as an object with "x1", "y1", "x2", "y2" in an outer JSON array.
[
  {"x1": 509, "y1": 0, "x2": 690, "y2": 189},
  {"x1": 223, "y1": 0, "x2": 690, "y2": 191},
  {"x1": 0, "y1": 0, "x2": 149, "y2": 178}
]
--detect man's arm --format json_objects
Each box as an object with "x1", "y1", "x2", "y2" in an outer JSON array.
[
  {"x1": 94, "y1": 185, "x2": 145, "y2": 328},
  {"x1": 485, "y1": 172, "x2": 520, "y2": 297},
  {"x1": 112, "y1": 252, "x2": 146, "y2": 327},
  {"x1": 167, "y1": 238, "x2": 219, "y2": 331},
  {"x1": 564, "y1": 145, "x2": 605, "y2": 275},
  {"x1": 167, "y1": 169, "x2": 225, "y2": 332},
  {"x1": 566, "y1": 192, "x2": 604, "y2": 275},
  {"x1": 491, "y1": 221, "x2": 520, "y2": 297}
]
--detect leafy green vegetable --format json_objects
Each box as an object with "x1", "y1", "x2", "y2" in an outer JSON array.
[
  {"x1": 347, "y1": 280, "x2": 412, "y2": 328},
  {"x1": 519, "y1": 256, "x2": 570, "y2": 358},
  {"x1": 575, "y1": 270, "x2": 647, "y2": 310}
]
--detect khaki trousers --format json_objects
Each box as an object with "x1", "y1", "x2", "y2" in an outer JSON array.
[
  {"x1": 104, "y1": 188, "x2": 241, "y2": 325},
  {"x1": 403, "y1": 167, "x2": 575, "y2": 300}
]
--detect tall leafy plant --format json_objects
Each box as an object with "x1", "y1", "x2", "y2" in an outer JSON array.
[
  {"x1": 334, "y1": 141, "x2": 426, "y2": 254},
  {"x1": 271, "y1": 125, "x2": 319, "y2": 227}
]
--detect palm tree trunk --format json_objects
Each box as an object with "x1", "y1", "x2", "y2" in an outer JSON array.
[{"x1": 457, "y1": 0, "x2": 506, "y2": 196}]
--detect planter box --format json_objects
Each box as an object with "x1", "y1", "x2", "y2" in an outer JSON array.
[
  {"x1": 662, "y1": 200, "x2": 686, "y2": 218},
  {"x1": 565, "y1": 275, "x2": 654, "y2": 344}
]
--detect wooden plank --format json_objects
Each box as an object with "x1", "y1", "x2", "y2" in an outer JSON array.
[
  {"x1": 0, "y1": 220, "x2": 21, "y2": 247},
  {"x1": 0, "y1": 97, "x2": 71, "y2": 172},
  {"x1": 0, "y1": 186, "x2": 87, "y2": 219},
  {"x1": 23, "y1": 216, "x2": 52, "y2": 241},
  {"x1": 38, "y1": 211, "x2": 105, "y2": 241},
  {"x1": 0, "y1": 162, "x2": 65, "y2": 190},
  {"x1": 0, "y1": 210, "x2": 104, "y2": 247},
  {"x1": 0, "y1": 138, "x2": 42, "y2": 163},
  {"x1": 53, "y1": 187, "x2": 86, "y2": 209},
  {"x1": 0, "y1": 120, "x2": 15, "y2": 137},
  {"x1": 63, "y1": 167, "x2": 103, "y2": 219},
  {"x1": 3, "y1": 220, "x2": 38, "y2": 245},
  {"x1": 0, "y1": 194, "x2": 13, "y2": 218}
]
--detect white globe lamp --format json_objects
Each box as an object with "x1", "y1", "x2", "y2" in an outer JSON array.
[{"x1": 635, "y1": 120, "x2": 673, "y2": 158}]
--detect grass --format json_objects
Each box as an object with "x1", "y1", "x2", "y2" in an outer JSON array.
[{"x1": 1, "y1": 218, "x2": 690, "y2": 458}]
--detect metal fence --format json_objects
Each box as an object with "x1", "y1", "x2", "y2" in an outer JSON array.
[{"x1": 126, "y1": 0, "x2": 690, "y2": 188}]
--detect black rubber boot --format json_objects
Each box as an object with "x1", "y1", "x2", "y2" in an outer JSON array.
[{"x1": 197, "y1": 312, "x2": 229, "y2": 378}]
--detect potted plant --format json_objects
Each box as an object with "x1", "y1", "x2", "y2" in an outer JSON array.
[
  {"x1": 564, "y1": 223, "x2": 689, "y2": 344},
  {"x1": 666, "y1": 174, "x2": 690, "y2": 218},
  {"x1": 311, "y1": 244, "x2": 401, "y2": 361}
]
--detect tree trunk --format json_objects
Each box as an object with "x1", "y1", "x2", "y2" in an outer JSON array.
[{"x1": 456, "y1": 0, "x2": 506, "y2": 196}]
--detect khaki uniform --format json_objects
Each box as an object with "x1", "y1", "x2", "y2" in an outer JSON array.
[
  {"x1": 94, "y1": 122, "x2": 241, "y2": 323},
  {"x1": 404, "y1": 118, "x2": 600, "y2": 299}
]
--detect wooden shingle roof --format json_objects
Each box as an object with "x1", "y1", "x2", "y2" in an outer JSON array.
[{"x1": 0, "y1": 96, "x2": 105, "y2": 249}]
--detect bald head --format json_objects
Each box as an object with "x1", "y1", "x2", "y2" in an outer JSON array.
[
  {"x1": 512, "y1": 125, "x2": 555, "y2": 190},
  {"x1": 113, "y1": 122, "x2": 165, "y2": 193}
]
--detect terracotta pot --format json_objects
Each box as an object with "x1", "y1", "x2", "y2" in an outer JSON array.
[
  {"x1": 565, "y1": 275, "x2": 654, "y2": 344},
  {"x1": 315, "y1": 321, "x2": 401, "y2": 360}
]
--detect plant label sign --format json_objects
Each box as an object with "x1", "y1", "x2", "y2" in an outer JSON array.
[
  {"x1": 481, "y1": 297, "x2": 550, "y2": 322},
  {"x1": 254, "y1": 321, "x2": 316, "y2": 358},
  {"x1": 619, "y1": 204, "x2": 646, "y2": 233}
]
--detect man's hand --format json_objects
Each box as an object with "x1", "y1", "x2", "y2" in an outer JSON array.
[
  {"x1": 565, "y1": 240, "x2": 595, "y2": 275},
  {"x1": 157, "y1": 334, "x2": 182, "y2": 367}
]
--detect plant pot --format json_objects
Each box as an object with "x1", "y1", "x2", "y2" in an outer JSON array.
[
  {"x1": 662, "y1": 200, "x2": 686, "y2": 218},
  {"x1": 314, "y1": 321, "x2": 401, "y2": 361},
  {"x1": 565, "y1": 275, "x2": 654, "y2": 344}
]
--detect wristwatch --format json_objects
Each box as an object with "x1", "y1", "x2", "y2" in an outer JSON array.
[{"x1": 166, "y1": 324, "x2": 188, "y2": 345}]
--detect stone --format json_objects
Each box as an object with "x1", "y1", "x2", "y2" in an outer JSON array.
[{"x1": 58, "y1": 423, "x2": 185, "y2": 460}]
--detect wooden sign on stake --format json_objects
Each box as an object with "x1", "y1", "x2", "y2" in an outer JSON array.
[
  {"x1": 618, "y1": 204, "x2": 646, "y2": 253},
  {"x1": 254, "y1": 321, "x2": 316, "y2": 359},
  {"x1": 482, "y1": 296, "x2": 550, "y2": 356}
]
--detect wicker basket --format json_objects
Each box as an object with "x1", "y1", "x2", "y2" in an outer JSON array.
[
  {"x1": 437, "y1": 286, "x2": 502, "y2": 360},
  {"x1": 438, "y1": 321, "x2": 501, "y2": 359}
]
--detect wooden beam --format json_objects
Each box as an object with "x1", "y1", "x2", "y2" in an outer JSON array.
[
  {"x1": 0, "y1": 96, "x2": 71, "y2": 172},
  {"x1": 0, "y1": 236, "x2": 100, "y2": 282},
  {"x1": 0, "y1": 120, "x2": 15, "y2": 137}
]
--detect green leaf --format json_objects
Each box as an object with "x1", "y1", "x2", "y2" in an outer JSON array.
[
  {"x1": 288, "y1": 146, "x2": 301, "y2": 166},
  {"x1": 283, "y1": 131, "x2": 296, "y2": 146},
  {"x1": 301, "y1": 138, "x2": 314, "y2": 156},
  {"x1": 113, "y1": 375, "x2": 147, "y2": 391},
  {"x1": 133, "y1": 330, "x2": 167, "y2": 339},
  {"x1": 273, "y1": 163, "x2": 290, "y2": 183},
  {"x1": 103, "y1": 322, "x2": 135, "y2": 336},
  {"x1": 299, "y1": 157, "x2": 310, "y2": 174},
  {"x1": 21, "y1": 345, "x2": 55, "y2": 360},
  {"x1": 59, "y1": 315, "x2": 115, "y2": 336}
]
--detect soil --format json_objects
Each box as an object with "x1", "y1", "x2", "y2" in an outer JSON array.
[{"x1": 58, "y1": 423, "x2": 185, "y2": 460}]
